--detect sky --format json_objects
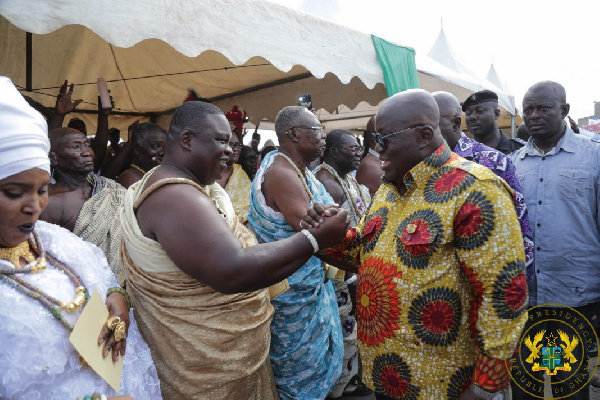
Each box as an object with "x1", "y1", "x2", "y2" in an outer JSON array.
[{"x1": 268, "y1": 0, "x2": 599, "y2": 121}]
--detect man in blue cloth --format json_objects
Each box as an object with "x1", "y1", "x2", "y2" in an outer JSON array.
[{"x1": 248, "y1": 106, "x2": 343, "y2": 399}]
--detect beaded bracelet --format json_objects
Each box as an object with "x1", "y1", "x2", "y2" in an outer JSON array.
[
  {"x1": 107, "y1": 287, "x2": 131, "y2": 309},
  {"x1": 76, "y1": 393, "x2": 107, "y2": 400},
  {"x1": 300, "y1": 229, "x2": 319, "y2": 253}
]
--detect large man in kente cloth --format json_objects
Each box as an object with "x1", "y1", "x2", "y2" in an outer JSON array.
[
  {"x1": 41, "y1": 127, "x2": 125, "y2": 280},
  {"x1": 120, "y1": 101, "x2": 349, "y2": 399}
]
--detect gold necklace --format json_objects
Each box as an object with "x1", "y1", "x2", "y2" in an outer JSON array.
[
  {"x1": 0, "y1": 241, "x2": 35, "y2": 269},
  {"x1": 277, "y1": 152, "x2": 316, "y2": 202},
  {"x1": 532, "y1": 141, "x2": 552, "y2": 155},
  {"x1": 130, "y1": 163, "x2": 146, "y2": 174}
]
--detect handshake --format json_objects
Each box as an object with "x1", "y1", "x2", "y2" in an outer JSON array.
[{"x1": 299, "y1": 203, "x2": 350, "y2": 251}]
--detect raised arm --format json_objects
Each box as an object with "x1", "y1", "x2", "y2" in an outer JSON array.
[
  {"x1": 136, "y1": 183, "x2": 349, "y2": 294},
  {"x1": 102, "y1": 121, "x2": 136, "y2": 179},
  {"x1": 48, "y1": 80, "x2": 83, "y2": 130},
  {"x1": 92, "y1": 96, "x2": 113, "y2": 172}
]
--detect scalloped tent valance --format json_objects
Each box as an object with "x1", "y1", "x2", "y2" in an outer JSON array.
[
  {"x1": 0, "y1": 0, "x2": 395, "y2": 132},
  {"x1": 0, "y1": 0, "x2": 513, "y2": 134}
]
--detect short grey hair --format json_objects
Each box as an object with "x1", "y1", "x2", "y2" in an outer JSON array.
[
  {"x1": 274, "y1": 106, "x2": 310, "y2": 140},
  {"x1": 131, "y1": 122, "x2": 165, "y2": 148}
]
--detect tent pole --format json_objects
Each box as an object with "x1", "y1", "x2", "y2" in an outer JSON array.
[
  {"x1": 511, "y1": 107, "x2": 517, "y2": 138},
  {"x1": 26, "y1": 32, "x2": 32, "y2": 91}
]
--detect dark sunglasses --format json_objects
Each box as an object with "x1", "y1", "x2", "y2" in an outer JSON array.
[{"x1": 373, "y1": 124, "x2": 431, "y2": 151}]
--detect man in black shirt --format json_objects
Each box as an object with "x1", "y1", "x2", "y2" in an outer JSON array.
[{"x1": 463, "y1": 90, "x2": 523, "y2": 154}]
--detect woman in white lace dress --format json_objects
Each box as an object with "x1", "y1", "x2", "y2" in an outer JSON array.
[{"x1": 0, "y1": 76, "x2": 161, "y2": 399}]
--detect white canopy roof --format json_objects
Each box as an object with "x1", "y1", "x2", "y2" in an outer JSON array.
[{"x1": 0, "y1": 0, "x2": 514, "y2": 134}]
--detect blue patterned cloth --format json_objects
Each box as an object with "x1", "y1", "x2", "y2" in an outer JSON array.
[{"x1": 248, "y1": 151, "x2": 343, "y2": 399}]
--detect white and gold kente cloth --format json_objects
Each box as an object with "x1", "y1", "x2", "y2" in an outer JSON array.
[
  {"x1": 120, "y1": 171, "x2": 278, "y2": 400},
  {"x1": 73, "y1": 174, "x2": 125, "y2": 280}
]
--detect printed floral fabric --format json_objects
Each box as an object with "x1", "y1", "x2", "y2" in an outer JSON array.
[
  {"x1": 224, "y1": 163, "x2": 252, "y2": 224},
  {"x1": 327, "y1": 144, "x2": 528, "y2": 399},
  {"x1": 248, "y1": 151, "x2": 343, "y2": 400},
  {"x1": 454, "y1": 133, "x2": 535, "y2": 304}
]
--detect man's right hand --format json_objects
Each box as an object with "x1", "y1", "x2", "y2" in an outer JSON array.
[
  {"x1": 308, "y1": 207, "x2": 349, "y2": 249},
  {"x1": 55, "y1": 80, "x2": 83, "y2": 115},
  {"x1": 300, "y1": 202, "x2": 340, "y2": 229}
]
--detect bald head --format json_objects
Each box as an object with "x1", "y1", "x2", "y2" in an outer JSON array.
[
  {"x1": 378, "y1": 89, "x2": 441, "y2": 130},
  {"x1": 524, "y1": 81, "x2": 566, "y2": 104},
  {"x1": 432, "y1": 92, "x2": 461, "y2": 117},
  {"x1": 432, "y1": 91, "x2": 462, "y2": 149},
  {"x1": 375, "y1": 90, "x2": 446, "y2": 183},
  {"x1": 49, "y1": 127, "x2": 86, "y2": 150}
]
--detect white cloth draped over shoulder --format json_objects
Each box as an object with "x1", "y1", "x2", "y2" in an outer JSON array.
[{"x1": 0, "y1": 221, "x2": 161, "y2": 399}]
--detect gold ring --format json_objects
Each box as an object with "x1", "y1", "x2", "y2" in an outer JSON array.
[
  {"x1": 106, "y1": 316, "x2": 121, "y2": 331},
  {"x1": 114, "y1": 321, "x2": 127, "y2": 342}
]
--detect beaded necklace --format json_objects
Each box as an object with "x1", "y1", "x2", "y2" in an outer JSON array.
[
  {"x1": 0, "y1": 231, "x2": 89, "y2": 332},
  {"x1": 277, "y1": 152, "x2": 316, "y2": 202},
  {"x1": 316, "y1": 163, "x2": 369, "y2": 221},
  {"x1": 130, "y1": 163, "x2": 146, "y2": 175}
]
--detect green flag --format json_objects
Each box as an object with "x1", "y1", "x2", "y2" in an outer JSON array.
[{"x1": 372, "y1": 35, "x2": 420, "y2": 97}]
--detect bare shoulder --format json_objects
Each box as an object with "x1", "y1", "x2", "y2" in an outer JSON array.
[
  {"x1": 40, "y1": 187, "x2": 86, "y2": 230},
  {"x1": 137, "y1": 180, "x2": 220, "y2": 239},
  {"x1": 262, "y1": 157, "x2": 310, "y2": 212},
  {"x1": 39, "y1": 193, "x2": 64, "y2": 225},
  {"x1": 116, "y1": 169, "x2": 140, "y2": 189},
  {"x1": 262, "y1": 157, "x2": 306, "y2": 193}
]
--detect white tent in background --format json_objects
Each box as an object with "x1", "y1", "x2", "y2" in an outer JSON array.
[
  {"x1": 426, "y1": 27, "x2": 474, "y2": 77},
  {"x1": 486, "y1": 64, "x2": 510, "y2": 93},
  {"x1": 0, "y1": 0, "x2": 391, "y2": 133},
  {"x1": 0, "y1": 0, "x2": 519, "y2": 136},
  {"x1": 427, "y1": 27, "x2": 516, "y2": 116},
  {"x1": 487, "y1": 63, "x2": 518, "y2": 133}
]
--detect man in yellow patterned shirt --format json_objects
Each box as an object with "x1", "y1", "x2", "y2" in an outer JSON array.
[{"x1": 322, "y1": 89, "x2": 528, "y2": 399}]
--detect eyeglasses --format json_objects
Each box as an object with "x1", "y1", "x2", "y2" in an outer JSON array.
[
  {"x1": 229, "y1": 142, "x2": 243, "y2": 149},
  {"x1": 291, "y1": 125, "x2": 325, "y2": 135},
  {"x1": 373, "y1": 124, "x2": 430, "y2": 151},
  {"x1": 335, "y1": 145, "x2": 364, "y2": 154}
]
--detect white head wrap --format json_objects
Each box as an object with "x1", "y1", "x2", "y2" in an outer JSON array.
[{"x1": 0, "y1": 76, "x2": 50, "y2": 182}]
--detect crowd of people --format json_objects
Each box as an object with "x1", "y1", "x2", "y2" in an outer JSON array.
[{"x1": 1, "y1": 73, "x2": 598, "y2": 400}]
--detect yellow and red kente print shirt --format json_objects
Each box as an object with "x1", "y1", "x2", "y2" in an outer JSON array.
[{"x1": 327, "y1": 143, "x2": 528, "y2": 399}]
